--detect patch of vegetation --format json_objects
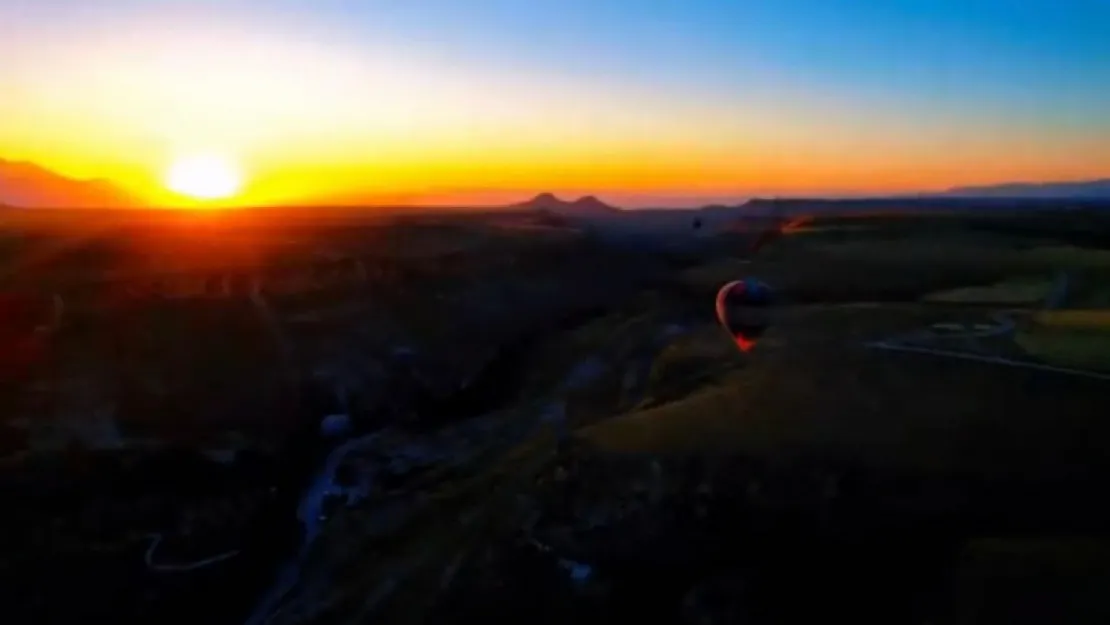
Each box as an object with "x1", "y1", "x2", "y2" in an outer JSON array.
[
  {"x1": 1032, "y1": 309, "x2": 1110, "y2": 328},
  {"x1": 638, "y1": 324, "x2": 741, "y2": 408},
  {"x1": 1016, "y1": 329, "x2": 1110, "y2": 371},
  {"x1": 1015, "y1": 308, "x2": 1110, "y2": 371},
  {"x1": 922, "y1": 277, "x2": 1053, "y2": 306}
]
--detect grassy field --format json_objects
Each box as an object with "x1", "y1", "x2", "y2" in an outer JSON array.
[
  {"x1": 922, "y1": 276, "x2": 1054, "y2": 306},
  {"x1": 583, "y1": 218, "x2": 1110, "y2": 473},
  {"x1": 584, "y1": 304, "x2": 1110, "y2": 477},
  {"x1": 1016, "y1": 310, "x2": 1110, "y2": 371},
  {"x1": 778, "y1": 227, "x2": 1110, "y2": 272},
  {"x1": 416, "y1": 293, "x2": 1110, "y2": 625},
  {"x1": 1032, "y1": 309, "x2": 1110, "y2": 328}
]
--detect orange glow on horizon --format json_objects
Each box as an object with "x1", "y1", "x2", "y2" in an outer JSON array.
[
  {"x1": 12, "y1": 126, "x2": 1106, "y2": 209},
  {"x1": 2, "y1": 13, "x2": 1108, "y2": 209},
  {"x1": 8, "y1": 139, "x2": 1110, "y2": 210}
]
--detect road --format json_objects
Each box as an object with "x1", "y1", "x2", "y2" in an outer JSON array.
[
  {"x1": 144, "y1": 533, "x2": 241, "y2": 573},
  {"x1": 865, "y1": 272, "x2": 1110, "y2": 382},
  {"x1": 867, "y1": 340, "x2": 1110, "y2": 381}
]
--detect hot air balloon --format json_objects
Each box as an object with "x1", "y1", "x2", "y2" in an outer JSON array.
[{"x1": 715, "y1": 278, "x2": 771, "y2": 352}]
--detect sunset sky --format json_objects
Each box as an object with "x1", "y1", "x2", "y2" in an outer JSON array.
[{"x1": 1, "y1": 0, "x2": 1108, "y2": 207}]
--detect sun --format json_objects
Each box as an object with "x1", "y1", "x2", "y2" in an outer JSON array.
[{"x1": 164, "y1": 154, "x2": 243, "y2": 201}]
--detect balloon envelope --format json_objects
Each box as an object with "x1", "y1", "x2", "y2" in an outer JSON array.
[{"x1": 715, "y1": 279, "x2": 771, "y2": 352}]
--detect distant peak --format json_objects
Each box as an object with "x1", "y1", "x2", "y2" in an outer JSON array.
[
  {"x1": 572, "y1": 195, "x2": 606, "y2": 207},
  {"x1": 518, "y1": 193, "x2": 566, "y2": 212},
  {"x1": 572, "y1": 195, "x2": 617, "y2": 212},
  {"x1": 0, "y1": 157, "x2": 141, "y2": 208},
  {"x1": 516, "y1": 192, "x2": 620, "y2": 214}
]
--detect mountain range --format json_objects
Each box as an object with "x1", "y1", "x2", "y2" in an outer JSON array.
[
  {"x1": 516, "y1": 178, "x2": 1110, "y2": 218},
  {"x1": 0, "y1": 159, "x2": 140, "y2": 208},
  {"x1": 941, "y1": 178, "x2": 1110, "y2": 199}
]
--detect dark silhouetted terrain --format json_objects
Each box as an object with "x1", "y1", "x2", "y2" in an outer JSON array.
[
  {"x1": 0, "y1": 159, "x2": 141, "y2": 208},
  {"x1": 3, "y1": 200, "x2": 1110, "y2": 625},
  {"x1": 942, "y1": 178, "x2": 1110, "y2": 199}
]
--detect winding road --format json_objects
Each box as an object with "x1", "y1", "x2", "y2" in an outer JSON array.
[
  {"x1": 144, "y1": 533, "x2": 241, "y2": 573},
  {"x1": 866, "y1": 340, "x2": 1110, "y2": 381}
]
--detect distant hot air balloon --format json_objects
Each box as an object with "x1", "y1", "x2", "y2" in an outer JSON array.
[{"x1": 715, "y1": 278, "x2": 772, "y2": 352}]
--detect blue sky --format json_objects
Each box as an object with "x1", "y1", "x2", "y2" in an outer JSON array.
[
  {"x1": 6, "y1": 0, "x2": 1108, "y2": 120},
  {"x1": 1, "y1": 0, "x2": 1108, "y2": 203},
  {"x1": 319, "y1": 1, "x2": 1110, "y2": 110}
]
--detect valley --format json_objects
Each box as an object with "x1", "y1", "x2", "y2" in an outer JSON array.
[{"x1": 2, "y1": 201, "x2": 1110, "y2": 625}]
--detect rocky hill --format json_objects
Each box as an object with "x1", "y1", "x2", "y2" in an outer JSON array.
[
  {"x1": 517, "y1": 193, "x2": 621, "y2": 217},
  {"x1": 0, "y1": 158, "x2": 141, "y2": 208}
]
